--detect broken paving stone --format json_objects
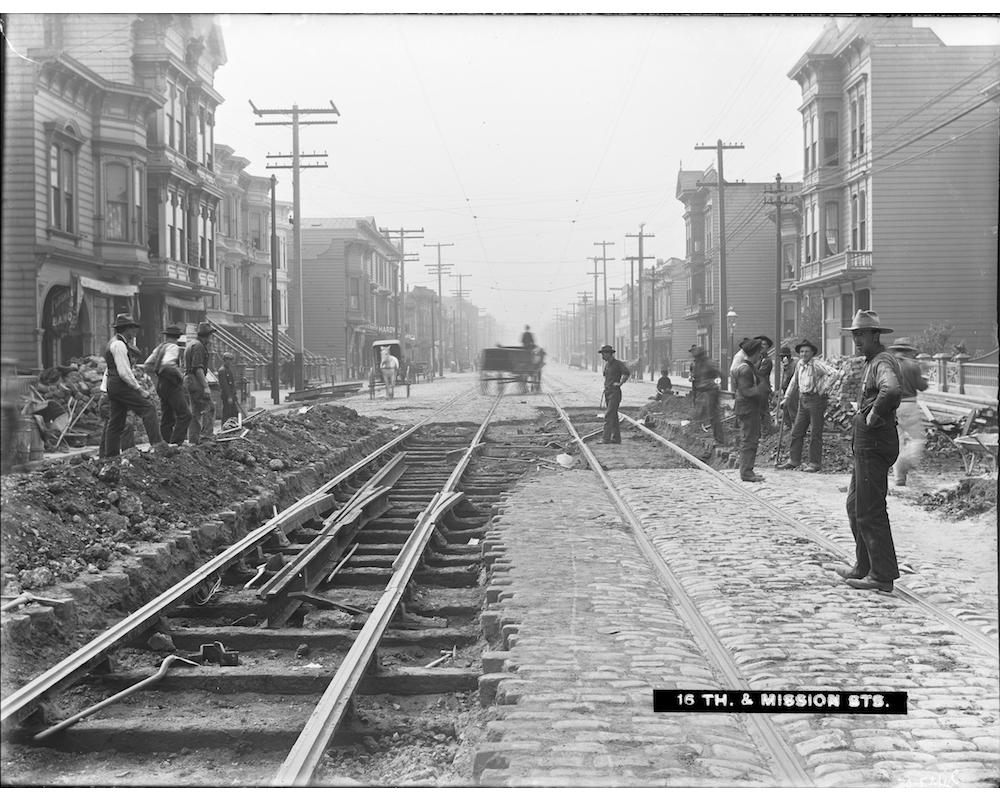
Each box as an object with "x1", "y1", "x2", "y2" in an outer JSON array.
[
  {"x1": 295, "y1": 643, "x2": 310, "y2": 659},
  {"x1": 147, "y1": 632, "x2": 175, "y2": 652}
]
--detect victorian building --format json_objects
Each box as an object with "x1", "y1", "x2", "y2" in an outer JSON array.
[{"x1": 788, "y1": 17, "x2": 999, "y2": 356}]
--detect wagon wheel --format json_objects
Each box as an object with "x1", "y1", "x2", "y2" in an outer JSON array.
[{"x1": 516, "y1": 374, "x2": 528, "y2": 395}]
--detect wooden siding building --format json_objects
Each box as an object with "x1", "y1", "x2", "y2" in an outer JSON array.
[
  {"x1": 298, "y1": 218, "x2": 402, "y2": 379},
  {"x1": 1, "y1": 13, "x2": 228, "y2": 368},
  {"x1": 675, "y1": 166, "x2": 800, "y2": 374},
  {"x1": 789, "y1": 17, "x2": 999, "y2": 356}
]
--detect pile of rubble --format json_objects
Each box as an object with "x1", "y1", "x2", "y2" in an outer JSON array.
[{"x1": 18, "y1": 357, "x2": 158, "y2": 452}]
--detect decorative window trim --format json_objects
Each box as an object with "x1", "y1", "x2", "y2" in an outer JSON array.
[{"x1": 43, "y1": 120, "x2": 84, "y2": 239}]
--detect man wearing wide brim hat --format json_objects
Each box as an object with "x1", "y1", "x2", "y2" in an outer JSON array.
[
  {"x1": 834, "y1": 310, "x2": 903, "y2": 593},
  {"x1": 102, "y1": 314, "x2": 163, "y2": 456},
  {"x1": 778, "y1": 338, "x2": 842, "y2": 473},
  {"x1": 886, "y1": 337, "x2": 929, "y2": 488},
  {"x1": 184, "y1": 321, "x2": 216, "y2": 444},
  {"x1": 598, "y1": 345, "x2": 629, "y2": 444},
  {"x1": 142, "y1": 324, "x2": 191, "y2": 445}
]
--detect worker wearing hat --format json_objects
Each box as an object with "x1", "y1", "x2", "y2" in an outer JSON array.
[
  {"x1": 835, "y1": 310, "x2": 903, "y2": 593},
  {"x1": 754, "y1": 335, "x2": 776, "y2": 435},
  {"x1": 690, "y1": 344, "x2": 724, "y2": 443},
  {"x1": 103, "y1": 314, "x2": 163, "y2": 456},
  {"x1": 777, "y1": 338, "x2": 842, "y2": 472},
  {"x1": 184, "y1": 321, "x2": 216, "y2": 444},
  {"x1": 777, "y1": 346, "x2": 796, "y2": 428},
  {"x1": 887, "y1": 336, "x2": 929, "y2": 487},
  {"x1": 141, "y1": 324, "x2": 191, "y2": 445},
  {"x1": 732, "y1": 337, "x2": 766, "y2": 481},
  {"x1": 217, "y1": 351, "x2": 241, "y2": 422},
  {"x1": 598, "y1": 344, "x2": 629, "y2": 444}
]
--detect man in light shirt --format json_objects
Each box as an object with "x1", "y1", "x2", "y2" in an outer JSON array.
[
  {"x1": 777, "y1": 339, "x2": 841, "y2": 472},
  {"x1": 103, "y1": 314, "x2": 162, "y2": 457},
  {"x1": 142, "y1": 324, "x2": 190, "y2": 445}
]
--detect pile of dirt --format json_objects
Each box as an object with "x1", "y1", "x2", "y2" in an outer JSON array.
[
  {"x1": 914, "y1": 476, "x2": 999, "y2": 519},
  {"x1": 0, "y1": 404, "x2": 386, "y2": 597}
]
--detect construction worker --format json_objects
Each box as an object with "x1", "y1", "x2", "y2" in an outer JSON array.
[
  {"x1": 598, "y1": 344, "x2": 629, "y2": 444},
  {"x1": 217, "y1": 351, "x2": 240, "y2": 421},
  {"x1": 103, "y1": 314, "x2": 162, "y2": 457},
  {"x1": 835, "y1": 310, "x2": 903, "y2": 593},
  {"x1": 690, "y1": 345, "x2": 724, "y2": 444},
  {"x1": 184, "y1": 321, "x2": 215, "y2": 444},
  {"x1": 142, "y1": 324, "x2": 190, "y2": 445},
  {"x1": 887, "y1": 337, "x2": 929, "y2": 487},
  {"x1": 732, "y1": 338, "x2": 766, "y2": 481},
  {"x1": 777, "y1": 339, "x2": 841, "y2": 472}
]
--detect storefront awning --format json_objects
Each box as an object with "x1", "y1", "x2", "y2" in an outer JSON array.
[
  {"x1": 165, "y1": 296, "x2": 207, "y2": 312},
  {"x1": 79, "y1": 276, "x2": 138, "y2": 296}
]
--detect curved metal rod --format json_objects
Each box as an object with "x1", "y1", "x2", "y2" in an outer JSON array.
[{"x1": 33, "y1": 654, "x2": 199, "y2": 741}]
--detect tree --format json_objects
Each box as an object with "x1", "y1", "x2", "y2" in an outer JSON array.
[{"x1": 913, "y1": 321, "x2": 955, "y2": 356}]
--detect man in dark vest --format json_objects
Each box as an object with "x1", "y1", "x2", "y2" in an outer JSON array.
[
  {"x1": 732, "y1": 338, "x2": 766, "y2": 482},
  {"x1": 598, "y1": 344, "x2": 629, "y2": 444},
  {"x1": 835, "y1": 310, "x2": 903, "y2": 593},
  {"x1": 142, "y1": 324, "x2": 190, "y2": 445},
  {"x1": 755, "y1": 335, "x2": 775, "y2": 435},
  {"x1": 184, "y1": 321, "x2": 215, "y2": 444},
  {"x1": 103, "y1": 314, "x2": 162, "y2": 456}
]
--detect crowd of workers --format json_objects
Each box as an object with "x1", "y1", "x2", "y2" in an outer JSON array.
[
  {"x1": 99, "y1": 314, "x2": 241, "y2": 457},
  {"x1": 597, "y1": 309, "x2": 927, "y2": 596}
]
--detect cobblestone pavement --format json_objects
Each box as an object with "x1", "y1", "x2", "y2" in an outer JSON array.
[{"x1": 319, "y1": 363, "x2": 998, "y2": 787}]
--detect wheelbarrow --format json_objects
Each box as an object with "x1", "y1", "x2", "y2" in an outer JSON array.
[{"x1": 953, "y1": 433, "x2": 998, "y2": 475}]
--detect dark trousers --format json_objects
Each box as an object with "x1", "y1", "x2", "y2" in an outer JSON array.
[
  {"x1": 99, "y1": 393, "x2": 135, "y2": 457},
  {"x1": 788, "y1": 392, "x2": 827, "y2": 466},
  {"x1": 105, "y1": 377, "x2": 161, "y2": 456},
  {"x1": 846, "y1": 415, "x2": 901, "y2": 582},
  {"x1": 695, "y1": 389, "x2": 725, "y2": 444},
  {"x1": 603, "y1": 388, "x2": 622, "y2": 443},
  {"x1": 221, "y1": 396, "x2": 239, "y2": 421},
  {"x1": 157, "y1": 379, "x2": 191, "y2": 445},
  {"x1": 185, "y1": 377, "x2": 214, "y2": 444},
  {"x1": 737, "y1": 409, "x2": 761, "y2": 478}
]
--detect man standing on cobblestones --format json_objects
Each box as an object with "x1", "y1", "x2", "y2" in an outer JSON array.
[
  {"x1": 837, "y1": 310, "x2": 903, "y2": 593},
  {"x1": 689, "y1": 345, "x2": 724, "y2": 444},
  {"x1": 777, "y1": 339, "x2": 841, "y2": 472},
  {"x1": 732, "y1": 338, "x2": 766, "y2": 482},
  {"x1": 599, "y1": 344, "x2": 629, "y2": 444}
]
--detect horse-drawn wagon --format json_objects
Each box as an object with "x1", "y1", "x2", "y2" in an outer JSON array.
[
  {"x1": 478, "y1": 346, "x2": 543, "y2": 395},
  {"x1": 368, "y1": 339, "x2": 412, "y2": 399}
]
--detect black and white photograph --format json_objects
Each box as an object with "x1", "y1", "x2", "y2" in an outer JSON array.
[{"x1": 1, "y1": 7, "x2": 997, "y2": 790}]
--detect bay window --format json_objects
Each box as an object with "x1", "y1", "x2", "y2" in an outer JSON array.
[{"x1": 105, "y1": 163, "x2": 129, "y2": 241}]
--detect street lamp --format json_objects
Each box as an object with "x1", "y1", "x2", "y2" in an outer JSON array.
[{"x1": 727, "y1": 306, "x2": 738, "y2": 370}]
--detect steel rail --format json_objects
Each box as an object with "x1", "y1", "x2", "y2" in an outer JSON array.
[
  {"x1": 618, "y1": 411, "x2": 1000, "y2": 661},
  {"x1": 550, "y1": 394, "x2": 813, "y2": 787},
  {"x1": 0, "y1": 388, "x2": 475, "y2": 729},
  {"x1": 273, "y1": 391, "x2": 505, "y2": 786}
]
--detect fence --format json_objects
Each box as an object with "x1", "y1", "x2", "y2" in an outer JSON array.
[{"x1": 919, "y1": 354, "x2": 998, "y2": 398}]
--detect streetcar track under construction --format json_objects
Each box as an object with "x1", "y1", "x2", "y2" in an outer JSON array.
[{"x1": 1, "y1": 389, "x2": 574, "y2": 786}]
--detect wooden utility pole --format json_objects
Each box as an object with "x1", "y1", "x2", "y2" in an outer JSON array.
[
  {"x1": 424, "y1": 242, "x2": 453, "y2": 377},
  {"x1": 588, "y1": 259, "x2": 601, "y2": 370},
  {"x1": 625, "y1": 224, "x2": 654, "y2": 379},
  {"x1": 764, "y1": 173, "x2": 797, "y2": 395},
  {"x1": 695, "y1": 138, "x2": 744, "y2": 390},
  {"x1": 253, "y1": 99, "x2": 339, "y2": 391},
  {"x1": 577, "y1": 292, "x2": 590, "y2": 370},
  {"x1": 269, "y1": 175, "x2": 281, "y2": 405},
  {"x1": 593, "y1": 240, "x2": 615, "y2": 344},
  {"x1": 452, "y1": 273, "x2": 470, "y2": 370},
  {"x1": 610, "y1": 293, "x2": 619, "y2": 354},
  {"x1": 379, "y1": 227, "x2": 424, "y2": 348}
]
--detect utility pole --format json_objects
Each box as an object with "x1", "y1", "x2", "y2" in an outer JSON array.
[
  {"x1": 593, "y1": 240, "x2": 615, "y2": 345},
  {"x1": 764, "y1": 173, "x2": 797, "y2": 395},
  {"x1": 577, "y1": 292, "x2": 590, "y2": 371},
  {"x1": 379, "y1": 227, "x2": 424, "y2": 351},
  {"x1": 253, "y1": 99, "x2": 339, "y2": 391},
  {"x1": 588, "y1": 259, "x2": 601, "y2": 370},
  {"x1": 610, "y1": 293, "x2": 619, "y2": 354},
  {"x1": 424, "y1": 242, "x2": 453, "y2": 377},
  {"x1": 569, "y1": 302, "x2": 578, "y2": 360},
  {"x1": 269, "y1": 175, "x2": 281, "y2": 405},
  {"x1": 452, "y1": 272, "x2": 470, "y2": 371},
  {"x1": 695, "y1": 138, "x2": 744, "y2": 389},
  {"x1": 625, "y1": 224, "x2": 654, "y2": 380}
]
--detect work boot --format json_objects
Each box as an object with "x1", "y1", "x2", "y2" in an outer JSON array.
[
  {"x1": 846, "y1": 574, "x2": 894, "y2": 593},
  {"x1": 776, "y1": 461, "x2": 799, "y2": 470},
  {"x1": 802, "y1": 463, "x2": 820, "y2": 473},
  {"x1": 741, "y1": 473, "x2": 765, "y2": 482}
]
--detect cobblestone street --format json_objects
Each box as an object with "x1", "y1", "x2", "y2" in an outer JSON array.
[{"x1": 328, "y1": 363, "x2": 998, "y2": 787}]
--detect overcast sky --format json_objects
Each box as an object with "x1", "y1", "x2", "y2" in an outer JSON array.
[{"x1": 207, "y1": 14, "x2": 998, "y2": 341}]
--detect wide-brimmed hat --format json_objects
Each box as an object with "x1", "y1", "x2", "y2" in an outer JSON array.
[
  {"x1": 740, "y1": 338, "x2": 762, "y2": 357},
  {"x1": 779, "y1": 346, "x2": 792, "y2": 358},
  {"x1": 162, "y1": 324, "x2": 183, "y2": 337},
  {"x1": 843, "y1": 309, "x2": 893, "y2": 334},
  {"x1": 597, "y1": 344, "x2": 615, "y2": 354},
  {"x1": 197, "y1": 321, "x2": 216, "y2": 337},
  {"x1": 888, "y1": 337, "x2": 919, "y2": 354},
  {"x1": 795, "y1": 339, "x2": 819, "y2": 355},
  {"x1": 689, "y1": 345, "x2": 706, "y2": 358},
  {"x1": 113, "y1": 314, "x2": 140, "y2": 330},
  {"x1": 755, "y1": 335, "x2": 774, "y2": 348}
]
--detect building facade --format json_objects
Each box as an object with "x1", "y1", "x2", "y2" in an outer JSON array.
[
  {"x1": 298, "y1": 218, "x2": 402, "y2": 379},
  {"x1": 2, "y1": 13, "x2": 227, "y2": 368},
  {"x1": 789, "y1": 17, "x2": 999, "y2": 356}
]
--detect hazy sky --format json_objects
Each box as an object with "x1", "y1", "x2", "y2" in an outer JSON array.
[{"x1": 207, "y1": 14, "x2": 997, "y2": 339}]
